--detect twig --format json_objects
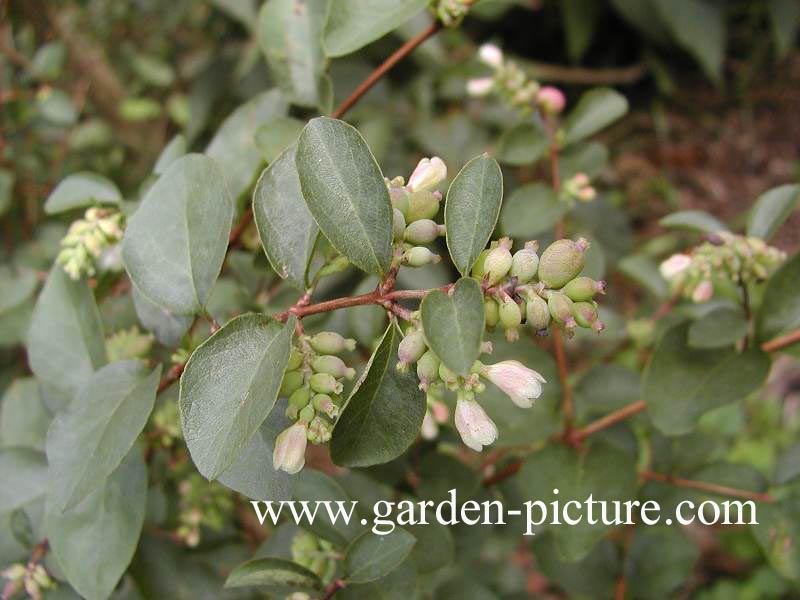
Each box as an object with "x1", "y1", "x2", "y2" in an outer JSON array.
[
  {"x1": 482, "y1": 460, "x2": 522, "y2": 487},
  {"x1": 760, "y1": 328, "x2": 800, "y2": 353},
  {"x1": 526, "y1": 60, "x2": 647, "y2": 86},
  {"x1": 228, "y1": 207, "x2": 253, "y2": 247},
  {"x1": 640, "y1": 471, "x2": 774, "y2": 503},
  {"x1": 319, "y1": 579, "x2": 345, "y2": 600},
  {"x1": 331, "y1": 21, "x2": 442, "y2": 119},
  {"x1": 157, "y1": 362, "x2": 185, "y2": 394},
  {"x1": 565, "y1": 400, "x2": 647, "y2": 446}
]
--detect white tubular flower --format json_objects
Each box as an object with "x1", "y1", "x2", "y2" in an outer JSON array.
[
  {"x1": 421, "y1": 410, "x2": 439, "y2": 440},
  {"x1": 483, "y1": 360, "x2": 546, "y2": 408},
  {"x1": 454, "y1": 395, "x2": 498, "y2": 452},
  {"x1": 478, "y1": 43, "x2": 503, "y2": 68},
  {"x1": 467, "y1": 77, "x2": 495, "y2": 98},
  {"x1": 659, "y1": 253, "x2": 692, "y2": 280},
  {"x1": 692, "y1": 280, "x2": 714, "y2": 303},
  {"x1": 272, "y1": 421, "x2": 309, "y2": 474},
  {"x1": 407, "y1": 156, "x2": 448, "y2": 192}
]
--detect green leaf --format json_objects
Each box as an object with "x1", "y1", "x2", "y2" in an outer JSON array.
[
  {"x1": 209, "y1": 0, "x2": 259, "y2": 30},
  {"x1": 558, "y1": 141, "x2": 609, "y2": 180},
  {"x1": 296, "y1": 117, "x2": 393, "y2": 275},
  {"x1": 533, "y1": 536, "x2": 618, "y2": 599},
  {"x1": 758, "y1": 252, "x2": 800, "y2": 352},
  {"x1": 499, "y1": 183, "x2": 566, "y2": 239},
  {"x1": 46, "y1": 361, "x2": 160, "y2": 511},
  {"x1": 180, "y1": 314, "x2": 296, "y2": 480},
  {"x1": 27, "y1": 266, "x2": 107, "y2": 400},
  {"x1": 258, "y1": 0, "x2": 330, "y2": 109},
  {"x1": 751, "y1": 492, "x2": 800, "y2": 581},
  {"x1": 0, "y1": 266, "x2": 38, "y2": 318},
  {"x1": 293, "y1": 470, "x2": 364, "y2": 545},
  {"x1": 652, "y1": 0, "x2": 726, "y2": 83},
  {"x1": 421, "y1": 278, "x2": 484, "y2": 375},
  {"x1": 626, "y1": 528, "x2": 700, "y2": 599},
  {"x1": 562, "y1": 88, "x2": 628, "y2": 146},
  {"x1": 255, "y1": 117, "x2": 305, "y2": 163},
  {"x1": 775, "y1": 443, "x2": 800, "y2": 486},
  {"x1": 746, "y1": 184, "x2": 800, "y2": 241},
  {"x1": 205, "y1": 90, "x2": 289, "y2": 198},
  {"x1": 658, "y1": 209, "x2": 727, "y2": 234},
  {"x1": 338, "y1": 560, "x2": 418, "y2": 600},
  {"x1": 44, "y1": 172, "x2": 121, "y2": 215},
  {"x1": 407, "y1": 521, "x2": 454, "y2": 574},
  {"x1": 561, "y1": 0, "x2": 600, "y2": 62},
  {"x1": 253, "y1": 146, "x2": 319, "y2": 289},
  {"x1": 610, "y1": 0, "x2": 671, "y2": 45},
  {"x1": 0, "y1": 378, "x2": 51, "y2": 450},
  {"x1": 517, "y1": 442, "x2": 638, "y2": 561},
  {"x1": 643, "y1": 323, "x2": 771, "y2": 435},
  {"x1": 344, "y1": 529, "x2": 416, "y2": 584},
  {"x1": 323, "y1": 0, "x2": 429, "y2": 57},
  {"x1": 46, "y1": 449, "x2": 147, "y2": 600},
  {"x1": 687, "y1": 307, "x2": 748, "y2": 349},
  {"x1": 0, "y1": 169, "x2": 14, "y2": 217},
  {"x1": 123, "y1": 154, "x2": 234, "y2": 316},
  {"x1": 574, "y1": 364, "x2": 640, "y2": 420},
  {"x1": 617, "y1": 254, "x2": 669, "y2": 298},
  {"x1": 769, "y1": 0, "x2": 800, "y2": 57},
  {"x1": 0, "y1": 448, "x2": 48, "y2": 512},
  {"x1": 225, "y1": 557, "x2": 323, "y2": 593},
  {"x1": 153, "y1": 134, "x2": 187, "y2": 175},
  {"x1": 495, "y1": 122, "x2": 549, "y2": 166},
  {"x1": 445, "y1": 153, "x2": 503, "y2": 276},
  {"x1": 331, "y1": 321, "x2": 426, "y2": 467},
  {"x1": 131, "y1": 285, "x2": 193, "y2": 347}
]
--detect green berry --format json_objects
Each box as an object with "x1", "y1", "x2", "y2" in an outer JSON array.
[
  {"x1": 287, "y1": 385, "x2": 312, "y2": 418},
  {"x1": 572, "y1": 301, "x2": 597, "y2": 328},
  {"x1": 404, "y1": 246, "x2": 440, "y2": 267},
  {"x1": 510, "y1": 242, "x2": 539, "y2": 284},
  {"x1": 404, "y1": 219, "x2": 443, "y2": 244},
  {"x1": 438, "y1": 362, "x2": 458, "y2": 384},
  {"x1": 312, "y1": 394, "x2": 339, "y2": 418},
  {"x1": 398, "y1": 329, "x2": 427, "y2": 369},
  {"x1": 286, "y1": 348, "x2": 304, "y2": 371},
  {"x1": 526, "y1": 294, "x2": 550, "y2": 330},
  {"x1": 563, "y1": 276, "x2": 606, "y2": 302},
  {"x1": 393, "y1": 209, "x2": 407, "y2": 242},
  {"x1": 499, "y1": 295, "x2": 522, "y2": 341},
  {"x1": 471, "y1": 248, "x2": 491, "y2": 279},
  {"x1": 484, "y1": 298, "x2": 499, "y2": 328},
  {"x1": 416, "y1": 350, "x2": 440, "y2": 390},
  {"x1": 483, "y1": 239, "x2": 513, "y2": 285},
  {"x1": 280, "y1": 370, "x2": 305, "y2": 397},
  {"x1": 547, "y1": 292, "x2": 577, "y2": 329},
  {"x1": 309, "y1": 331, "x2": 356, "y2": 355},
  {"x1": 538, "y1": 238, "x2": 590, "y2": 289},
  {"x1": 312, "y1": 355, "x2": 356, "y2": 380},
  {"x1": 406, "y1": 190, "x2": 441, "y2": 222},
  {"x1": 310, "y1": 372, "x2": 343, "y2": 395}
]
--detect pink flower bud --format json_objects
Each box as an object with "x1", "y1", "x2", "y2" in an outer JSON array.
[
  {"x1": 482, "y1": 360, "x2": 546, "y2": 408},
  {"x1": 659, "y1": 253, "x2": 692, "y2": 280},
  {"x1": 692, "y1": 280, "x2": 714, "y2": 303},
  {"x1": 272, "y1": 421, "x2": 308, "y2": 474},
  {"x1": 407, "y1": 157, "x2": 447, "y2": 192},
  {"x1": 536, "y1": 86, "x2": 566, "y2": 114},
  {"x1": 478, "y1": 43, "x2": 503, "y2": 68},
  {"x1": 467, "y1": 77, "x2": 494, "y2": 98},
  {"x1": 454, "y1": 396, "x2": 498, "y2": 452},
  {"x1": 421, "y1": 410, "x2": 439, "y2": 440}
]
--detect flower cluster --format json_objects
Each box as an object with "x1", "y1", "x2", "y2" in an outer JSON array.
[
  {"x1": 0, "y1": 562, "x2": 55, "y2": 600},
  {"x1": 434, "y1": 0, "x2": 478, "y2": 27},
  {"x1": 660, "y1": 232, "x2": 786, "y2": 303},
  {"x1": 175, "y1": 473, "x2": 235, "y2": 547},
  {"x1": 562, "y1": 172, "x2": 597, "y2": 203},
  {"x1": 56, "y1": 207, "x2": 124, "y2": 280},
  {"x1": 273, "y1": 332, "x2": 357, "y2": 474},
  {"x1": 291, "y1": 530, "x2": 338, "y2": 584},
  {"x1": 387, "y1": 157, "x2": 448, "y2": 268},
  {"x1": 467, "y1": 44, "x2": 566, "y2": 116},
  {"x1": 477, "y1": 237, "x2": 606, "y2": 340}
]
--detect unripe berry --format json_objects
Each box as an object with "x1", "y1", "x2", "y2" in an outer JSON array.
[
  {"x1": 547, "y1": 293, "x2": 577, "y2": 329},
  {"x1": 404, "y1": 219, "x2": 444, "y2": 245},
  {"x1": 286, "y1": 348, "x2": 304, "y2": 371},
  {"x1": 572, "y1": 301, "x2": 598, "y2": 328},
  {"x1": 317, "y1": 255, "x2": 350, "y2": 278},
  {"x1": 287, "y1": 385, "x2": 311, "y2": 419},
  {"x1": 537, "y1": 238, "x2": 589, "y2": 289},
  {"x1": 280, "y1": 370, "x2": 305, "y2": 397},
  {"x1": 416, "y1": 350, "x2": 441, "y2": 391},
  {"x1": 393, "y1": 208, "x2": 406, "y2": 242},
  {"x1": 406, "y1": 190, "x2": 441, "y2": 222},
  {"x1": 389, "y1": 185, "x2": 410, "y2": 218},
  {"x1": 312, "y1": 355, "x2": 355, "y2": 380},
  {"x1": 404, "y1": 246, "x2": 441, "y2": 267},
  {"x1": 563, "y1": 276, "x2": 607, "y2": 302},
  {"x1": 397, "y1": 330, "x2": 427, "y2": 371},
  {"x1": 471, "y1": 248, "x2": 491, "y2": 279},
  {"x1": 526, "y1": 294, "x2": 550, "y2": 330},
  {"x1": 312, "y1": 393, "x2": 339, "y2": 418},
  {"x1": 499, "y1": 294, "x2": 522, "y2": 342},
  {"x1": 510, "y1": 242, "x2": 540, "y2": 284},
  {"x1": 438, "y1": 362, "x2": 458, "y2": 384},
  {"x1": 484, "y1": 297, "x2": 499, "y2": 328},
  {"x1": 484, "y1": 238, "x2": 513, "y2": 285},
  {"x1": 310, "y1": 372, "x2": 343, "y2": 395},
  {"x1": 309, "y1": 332, "x2": 356, "y2": 355}
]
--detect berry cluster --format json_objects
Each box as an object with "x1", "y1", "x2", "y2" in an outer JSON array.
[
  {"x1": 175, "y1": 473, "x2": 235, "y2": 547},
  {"x1": 273, "y1": 332, "x2": 357, "y2": 474},
  {"x1": 660, "y1": 232, "x2": 786, "y2": 303},
  {"x1": 56, "y1": 207, "x2": 124, "y2": 280},
  {"x1": 476, "y1": 237, "x2": 607, "y2": 340}
]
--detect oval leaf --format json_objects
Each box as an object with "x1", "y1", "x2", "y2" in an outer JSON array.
[
  {"x1": 225, "y1": 557, "x2": 323, "y2": 593},
  {"x1": 0, "y1": 448, "x2": 48, "y2": 512},
  {"x1": 296, "y1": 117, "x2": 393, "y2": 275},
  {"x1": 253, "y1": 145, "x2": 319, "y2": 288},
  {"x1": 757, "y1": 252, "x2": 800, "y2": 351},
  {"x1": 499, "y1": 183, "x2": 566, "y2": 239},
  {"x1": 180, "y1": 314, "x2": 296, "y2": 480},
  {"x1": 562, "y1": 88, "x2": 628, "y2": 146},
  {"x1": 421, "y1": 278, "x2": 484, "y2": 376},
  {"x1": 445, "y1": 153, "x2": 503, "y2": 276},
  {"x1": 659, "y1": 210, "x2": 728, "y2": 234},
  {"x1": 45, "y1": 172, "x2": 122, "y2": 215},
  {"x1": 46, "y1": 361, "x2": 161, "y2": 511},
  {"x1": 331, "y1": 321, "x2": 426, "y2": 467},
  {"x1": 344, "y1": 529, "x2": 416, "y2": 584},
  {"x1": 746, "y1": 184, "x2": 800, "y2": 241},
  {"x1": 123, "y1": 154, "x2": 234, "y2": 316},
  {"x1": 495, "y1": 122, "x2": 549, "y2": 166},
  {"x1": 687, "y1": 307, "x2": 748, "y2": 349}
]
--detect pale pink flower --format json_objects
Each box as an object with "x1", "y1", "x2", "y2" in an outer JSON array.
[
  {"x1": 455, "y1": 396, "x2": 498, "y2": 452},
  {"x1": 407, "y1": 157, "x2": 448, "y2": 192},
  {"x1": 421, "y1": 411, "x2": 439, "y2": 440},
  {"x1": 536, "y1": 86, "x2": 566, "y2": 114},
  {"x1": 272, "y1": 421, "x2": 308, "y2": 474},
  {"x1": 483, "y1": 360, "x2": 546, "y2": 408},
  {"x1": 467, "y1": 77, "x2": 494, "y2": 98},
  {"x1": 478, "y1": 43, "x2": 503, "y2": 68},
  {"x1": 692, "y1": 280, "x2": 714, "y2": 303},
  {"x1": 659, "y1": 253, "x2": 692, "y2": 280}
]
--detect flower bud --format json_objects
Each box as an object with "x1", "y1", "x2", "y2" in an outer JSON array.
[
  {"x1": 537, "y1": 238, "x2": 589, "y2": 289},
  {"x1": 454, "y1": 394, "x2": 498, "y2": 452},
  {"x1": 406, "y1": 190, "x2": 441, "y2": 222},
  {"x1": 416, "y1": 349, "x2": 440, "y2": 391},
  {"x1": 312, "y1": 393, "x2": 339, "y2": 419},
  {"x1": 484, "y1": 238, "x2": 513, "y2": 285},
  {"x1": 499, "y1": 294, "x2": 522, "y2": 342},
  {"x1": 563, "y1": 276, "x2": 607, "y2": 302},
  {"x1": 421, "y1": 410, "x2": 439, "y2": 440},
  {"x1": 310, "y1": 372, "x2": 343, "y2": 395},
  {"x1": 309, "y1": 331, "x2": 356, "y2": 355},
  {"x1": 0, "y1": 564, "x2": 26, "y2": 581},
  {"x1": 478, "y1": 43, "x2": 503, "y2": 68},
  {"x1": 484, "y1": 297, "x2": 499, "y2": 328},
  {"x1": 312, "y1": 355, "x2": 355, "y2": 380},
  {"x1": 404, "y1": 219, "x2": 444, "y2": 245},
  {"x1": 510, "y1": 242, "x2": 540, "y2": 284},
  {"x1": 577, "y1": 186, "x2": 596, "y2": 202},
  {"x1": 482, "y1": 360, "x2": 546, "y2": 408},
  {"x1": 393, "y1": 208, "x2": 406, "y2": 242},
  {"x1": 692, "y1": 280, "x2": 714, "y2": 303},
  {"x1": 280, "y1": 370, "x2": 305, "y2": 397},
  {"x1": 547, "y1": 292, "x2": 577, "y2": 329},
  {"x1": 397, "y1": 329, "x2": 427, "y2": 371},
  {"x1": 659, "y1": 253, "x2": 692, "y2": 280},
  {"x1": 273, "y1": 421, "x2": 309, "y2": 474},
  {"x1": 536, "y1": 86, "x2": 566, "y2": 114},
  {"x1": 404, "y1": 246, "x2": 441, "y2": 267},
  {"x1": 407, "y1": 157, "x2": 447, "y2": 193},
  {"x1": 467, "y1": 77, "x2": 495, "y2": 97},
  {"x1": 526, "y1": 294, "x2": 550, "y2": 330}
]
